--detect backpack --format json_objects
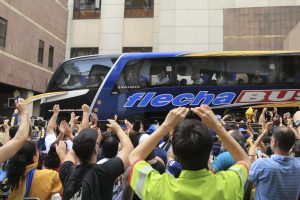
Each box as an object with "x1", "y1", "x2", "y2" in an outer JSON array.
[{"x1": 63, "y1": 165, "x2": 102, "y2": 200}]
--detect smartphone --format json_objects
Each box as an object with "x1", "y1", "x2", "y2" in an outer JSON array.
[
  {"x1": 33, "y1": 119, "x2": 47, "y2": 128},
  {"x1": 97, "y1": 120, "x2": 109, "y2": 131},
  {"x1": 257, "y1": 149, "x2": 262, "y2": 158}
]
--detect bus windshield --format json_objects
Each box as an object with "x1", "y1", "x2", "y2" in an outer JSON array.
[{"x1": 47, "y1": 57, "x2": 116, "y2": 91}]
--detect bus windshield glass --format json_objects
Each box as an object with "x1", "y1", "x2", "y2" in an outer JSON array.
[{"x1": 48, "y1": 57, "x2": 116, "y2": 91}]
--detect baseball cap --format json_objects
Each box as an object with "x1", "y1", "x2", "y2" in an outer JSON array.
[{"x1": 73, "y1": 128, "x2": 98, "y2": 162}]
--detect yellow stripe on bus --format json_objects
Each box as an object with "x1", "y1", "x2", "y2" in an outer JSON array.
[
  {"x1": 24, "y1": 92, "x2": 67, "y2": 104},
  {"x1": 184, "y1": 51, "x2": 300, "y2": 57}
]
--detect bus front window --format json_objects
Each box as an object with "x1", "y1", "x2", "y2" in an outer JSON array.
[{"x1": 48, "y1": 58, "x2": 113, "y2": 91}]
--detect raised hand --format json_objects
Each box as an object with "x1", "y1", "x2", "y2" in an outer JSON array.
[
  {"x1": 53, "y1": 104, "x2": 60, "y2": 114},
  {"x1": 107, "y1": 119, "x2": 123, "y2": 133},
  {"x1": 15, "y1": 98, "x2": 28, "y2": 115},
  {"x1": 82, "y1": 104, "x2": 90, "y2": 113},
  {"x1": 162, "y1": 107, "x2": 189, "y2": 130},
  {"x1": 191, "y1": 105, "x2": 219, "y2": 129}
]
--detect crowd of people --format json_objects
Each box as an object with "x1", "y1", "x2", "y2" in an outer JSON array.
[{"x1": 0, "y1": 98, "x2": 299, "y2": 200}]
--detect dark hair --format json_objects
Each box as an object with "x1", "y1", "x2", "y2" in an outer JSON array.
[
  {"x1": 272, "y1": 117, "x2": 280, "y2": 127},
  {"x1": 230, "y1": 130, "x2": 245, "y2": 146},
  {"x1": 291, "y1": 141, "x2": 300, "y2": 157},
  {"x1": 263, "y1": 135, "x2": 271, "y2": 146},
  {"x1": 265, "y1": 145, "x2": 273, "y2": 157},
  {"x1": 9, "y1": 126, "x2": 18, "y2": 139},
  {"x1": 44, "y1": 142, "x2": 61, "y2": 170},
  {"x1": 6, "y1": 141, "x2": 37, "y2": 190},
  {"x1": 102, "y1": 135, "x2": 119, "y2": 158},
  {"x1": 132, "y1": 120, "x2": 142, "y2": 133},
  {"x1": 272, "y1": 127, "x2": 295, "y2": 152},
  {"x1": 172, "y1": 119, "x2": 212, "y2": 170},
  {"x1": 72, "y1": 128, "x2": 98, "y2": 163}
]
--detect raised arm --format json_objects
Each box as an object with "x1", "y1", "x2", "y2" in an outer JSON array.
[
  {"x1": 3, "y1": 119, "x2": 10, "y2": 144},
  {"x1": 129, "y1": 107, "x2": 189, "y2": 165},
  {"x1": 248, "y1": 122, "x2": 272, "y2": 163},
  {"x1": 246, "y1": 119, "x2": 254, "y2": 138},
  {"x1": 47, "y1": 104, "x2": 60, "y2": 134},
  {"x1": 56, "y1": 140, "x2": 68, "y2": 163},
  {"x1": 258, "y1": 108, "x2": 267, "y2": 125},
  {"x1": 79, "y1": 104, "x2": 90, "y2": 132},
  {"x1": 107, "y1": 120, "x2": 134, "y2": 168},
  {"x1": 0, "y1": 98, "x2": 30, "y2": 163},
  {"x1": 192, "y1": 106, "x2": 251, "y2": 169}
]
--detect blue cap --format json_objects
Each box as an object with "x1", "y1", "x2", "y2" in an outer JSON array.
[
  {"x1": 146, "y1": 124, "x2": 156, "y2": 134},
  {"x1": 239, "y1": 128, "x2": 246, "y2": 132}
]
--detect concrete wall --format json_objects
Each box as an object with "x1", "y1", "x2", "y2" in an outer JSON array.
[
  {"x1": 224, "y1": 6, "x2": 300, "y2": 50},
  {"x1": 123, "y1": 18, "x2": 154, "y2": 47},
  {"x1": 68, "y1": 0, "x2": 300, "y2": 54},
  {"x1": 284, "y1": 21, "x2": 300, "y2": 50},
  {"x1": 99, "y1": 0, "x2": 125, "y2": 54},
  {"x1": 0, "y1": 0, "x2": 68, "y2": 92}
]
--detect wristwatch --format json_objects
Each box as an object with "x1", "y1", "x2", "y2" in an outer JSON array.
[{"x1": 294, "y1": 120, "x2": 300, "y2": 128}]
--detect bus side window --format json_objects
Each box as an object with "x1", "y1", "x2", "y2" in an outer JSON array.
[
  {"x1": 280, "y1": 56, "x2": 296, "y2": 84},
  {"x1": 113, "y1": 59, "x2": 152, "y2": 94},
  {"x1": 149, "y1": 59, "x2": 173, "y2": 86},
  {"x1": 175, "y1": 58, "x2": 225, "y2": 86},
  {"x1": 227, "y1": 57, "x2": 273, "y2": 86}
]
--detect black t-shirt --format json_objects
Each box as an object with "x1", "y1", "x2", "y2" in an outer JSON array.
[{"x1": 59, "y1": 157, "x2": 124, "y2": 200}]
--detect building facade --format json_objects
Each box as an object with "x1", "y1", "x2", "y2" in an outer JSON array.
[
  {"x1": 0, "y1": 0, "x2": 68, "y2": 116},
  {"x1": 66, "y1": 0, "x2": 300, "y2": 60}
]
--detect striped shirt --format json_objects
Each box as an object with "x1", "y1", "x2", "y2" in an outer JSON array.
[{"x1": 248, "y1": 155, "x2": 300, "y2": 200}]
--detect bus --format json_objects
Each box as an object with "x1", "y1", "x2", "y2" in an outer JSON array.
[{"x1": 31, "y1": 51, "x2": 300, "y2": 122}]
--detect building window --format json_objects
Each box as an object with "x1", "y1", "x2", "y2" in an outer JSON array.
[
  {"x1": 48, "y1": 45, "x2": 54, "y2": 67},
  {"x1": 123, "y1": 47, "x2": 153, "y2": 53},
  {"x1": 73, "y1": 0, "x2": 101, "y2": 19},
  {"x1": 125, "y1": 0, "x2": 154, "y2": 18},
  {"x1": 70, "y1": 47, "x2": 98, "y2": 58},
  {"x1": 38, "y1": 40, "x2": 44, "y2": 64},
  {"x1": 0, "y1": 17, "x2": 7, "y2": 47}
]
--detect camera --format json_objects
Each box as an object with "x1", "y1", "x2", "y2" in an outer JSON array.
[
  {"x1": 185, "y1": 110, "x2": 201, "y2": 121},
  {"x1": 97, "y1": 120, "x2": 109, "y2": 131},
  {"x1": 265, "y1": 111, "x2": 273, "y2": 122},
  {"x1": 32, "y1": 117, "x2": 47, "y2": 128},
  {"x1": 8, "y1": 98, "x2": 17, "y2": 108}
]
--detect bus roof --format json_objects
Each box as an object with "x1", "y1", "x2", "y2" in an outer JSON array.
[
  {"x1": 184, "y1": 50, "x2": 300, "y2": 57},
  {"x1": 66, "y1": 53, "x2": 121, "y2": 62}
]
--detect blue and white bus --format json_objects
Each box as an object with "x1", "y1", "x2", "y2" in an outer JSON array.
[{"x1": 29, "y1": 51, "x2": 300, "y2": 121}]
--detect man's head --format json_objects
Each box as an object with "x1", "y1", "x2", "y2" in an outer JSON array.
[
  {"x1": 272, "y1": 116, "x2": 280, "y2": 127},
  {"x1": 72, "y1": 128, "x2": 100, "y2": 163},
  {"x1": 9, "y1": 126, "x2": 18, "y2": 139},
  {"x1": 102, "y1": 134, "x2": 119, "y2": 158},
  {"x1": 172, "y1": 119, "x2": 212, "y2": 170},
  {"x1": 158, "y1": 70, "x2": 167, "y2": 78},
  {"x1": 271, "y1": 127, "x2": 295, "y2": 153}
]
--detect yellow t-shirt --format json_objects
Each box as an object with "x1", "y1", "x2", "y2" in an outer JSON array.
[{"x1": 9, "y1": 163, "x2": 63, "y2": 200}]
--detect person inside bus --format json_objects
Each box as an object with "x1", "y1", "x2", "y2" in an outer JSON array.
[
  {"x1": 156, "y1": 70, "x2": 170, "y2": 85},
  {"x1": 250, "y1": 71, "x2": 264, "y2": 84},
  {"x1": 60, "y1": 75, "x2": 82, "y2": 89},
  {"x1": 125, "y1": 71, "x2": 139, "y2": 86},
  {"x1": 86, "y1": 74, "x2": 101, "y2": 88},
  {"x1": 192, "y1": 72, "x2": 205, "y2": 85}
]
